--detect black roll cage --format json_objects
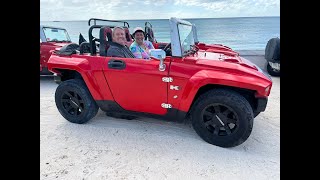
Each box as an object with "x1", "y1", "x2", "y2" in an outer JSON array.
[
  {"x1": 86, "y1": 18, "x2": 130, "y2": 55},
  {"x1": 83, "y1": 18, "x2": 155, "y2": 55},
  {"x1": 88, "y1": 18, "x2": 130, "y2": 28}
]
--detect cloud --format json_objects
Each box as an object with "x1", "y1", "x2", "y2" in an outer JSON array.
[
  {"x1": 174, "y1": 0, "x2": 279, "y2": 11},
  {"x1": 40, "y1": 0, "x2": 280, "y2": 21},
  {"x1": 171, "y1": 0, "x2": 279, "y2": 18}
]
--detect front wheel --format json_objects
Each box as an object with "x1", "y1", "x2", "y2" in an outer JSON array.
[
  {"x1": 55, "y1": 79, "x2": 99, "y2": 124},
  {"x1": 190, "y1": 89, "x2": 254, "y2": 148}
]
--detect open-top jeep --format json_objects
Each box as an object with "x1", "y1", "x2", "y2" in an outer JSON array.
[
  {"x1": 48, "y1": 17, "x2": 272, "y2": 147},
  {"x1": 40, "y1": 25, "x2": 72, "y2": 75}
]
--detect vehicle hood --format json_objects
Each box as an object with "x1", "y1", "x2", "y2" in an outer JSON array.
[
  {"x1": 184, "y1": 50, "x2": 272, "y2": 82},
  {"x1": 193, "y1": 49, "x2": 258, "y2": 71},
  {"x1": 196, "y1": 42, "x2": 234, "y2": 52}
]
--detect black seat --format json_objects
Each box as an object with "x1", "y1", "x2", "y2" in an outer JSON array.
[
  {"x1": 99, "y1": 26, "x2": 113, "y2": 56},
  {"x1": 56, "y1": 43, "x2": 79, "y2": 56},
  {"x1": 123, "y1": 27, "x2": 133, "y2": 46},
  {"x1": 79, "y1": 42, "x2": 90, "y2": 54}
]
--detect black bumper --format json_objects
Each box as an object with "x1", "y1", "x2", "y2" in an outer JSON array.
[
  {"x1": 53, "y1": 74, "x2": 61, "y2": 84},
  {"x1": 255, "y1": 98, "x2": 268, "y2": 113},
  {"x1": 40, "y1": 67, "x2": 53, "y2": 75}
]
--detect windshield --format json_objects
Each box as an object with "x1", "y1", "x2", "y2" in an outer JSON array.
[
  {"x1": 43, "y1": 27, "x2": 71, "y2": 42},
  {"x1": 178, "y1": 23, "x2": 195, "y2": 56}
]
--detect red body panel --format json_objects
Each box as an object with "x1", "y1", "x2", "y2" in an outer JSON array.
[
  {"x1": 48, "y1": 54, "x2": 114, "y2": 101},
  {"x1": 103, "y1": 57, "x2": 170, "y2": 115},
  {"x1": 167, "y1": 52, "x2": 271, "y2": 112},
  {"x1": 48, "y1": 44, "x2": 272, "y2": 115},
  {"x1": 40, "y1": 42, "x2": 70, "y2": 72}
]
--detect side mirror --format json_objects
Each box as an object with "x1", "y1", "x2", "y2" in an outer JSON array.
[{"x1": 149, "y1": 49, "x2": 166, "y2": 71}]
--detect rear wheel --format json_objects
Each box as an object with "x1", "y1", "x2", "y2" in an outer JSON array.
[
  {"x1": 190, "y1": 89, "x2": 254, "y2": 147},
  {"x1": 55, "y1": 79, "x2": 99, "y2": 124}
]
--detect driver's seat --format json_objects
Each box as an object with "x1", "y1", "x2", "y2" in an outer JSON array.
[
  {"x1": 99, "y1": 26, "x2": 113, "y2": 56},
  {"x1": 124, "y1": 27, "x2": 133, "y2": 47}
]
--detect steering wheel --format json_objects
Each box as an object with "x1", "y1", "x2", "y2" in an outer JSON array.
[
  {"x1": 163, "y1": 43, "x2": 171, "y2": 51},
  {"x1": 163, "y1": 43, "x2": 171, "y2": 56}
]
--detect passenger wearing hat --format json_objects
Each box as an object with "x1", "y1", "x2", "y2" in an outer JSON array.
[{"x1": 129, "y1": 27, "x2": 155, "y2": 59}]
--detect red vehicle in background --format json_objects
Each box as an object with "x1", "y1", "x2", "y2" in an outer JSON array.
[
  {"x1": 47, "y1": 17, "x2": 272, "y2": 148},
  {"x1": 40, "y1": 25, "x2": 72, "y2": 75}
]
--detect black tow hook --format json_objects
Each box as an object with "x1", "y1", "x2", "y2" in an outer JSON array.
[{"x1": 53, "y1": 73, "x2": 61, "y2": 84}]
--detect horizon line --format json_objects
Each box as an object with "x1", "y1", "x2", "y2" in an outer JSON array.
[{"x1": 41, "y1": 15, "x2": 280, "y2": 22}]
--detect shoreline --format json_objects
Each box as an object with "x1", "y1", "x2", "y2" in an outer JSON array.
[{"x1": 237, "y1": 50, "x2": 264, "y2": 56}]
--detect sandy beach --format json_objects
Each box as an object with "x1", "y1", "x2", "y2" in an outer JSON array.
[{"x1": 40, "y1": 52, "x2": 280, "y2": 180}]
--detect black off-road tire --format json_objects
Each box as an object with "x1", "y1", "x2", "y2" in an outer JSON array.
[
  {"x1": 254, "y1": 111, "x2": 260, "y2": 118},
  {"x1": 266, "y1": 62, "x2": 280, "y2": 76},
  {"x1": 265, "y1": 37, "x2": 280, "y2": 61},
  {"x1": 55, "y1": 79, "x2": 99, "y2": 124},
  {"x1": 190, "y1": 89, "x2": 254, "y2": 148}
]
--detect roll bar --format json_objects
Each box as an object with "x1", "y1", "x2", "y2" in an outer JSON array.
[
  {"x1": 88, "y1": 18, "x2": 130, "y2": 28},
  {"x1": 145, "y1": 22, "x2": 152, "y2": 28}
]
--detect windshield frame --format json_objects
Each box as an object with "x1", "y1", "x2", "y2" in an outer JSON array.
[
  {"x1": 177, "y1": 23, "x2": 195, "y2": 56},
  {"x1": 41, "y1": 26, "x2": 71, "y2": 43},
  {"x1": 169, "y1": 17, "x2": 197, "y2": 57}
]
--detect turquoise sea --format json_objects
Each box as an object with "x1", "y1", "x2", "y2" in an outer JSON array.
[{"x1": 40, "y1": 16, "x2": 279, "y2": 50}]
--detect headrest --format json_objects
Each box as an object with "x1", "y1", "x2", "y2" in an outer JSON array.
[
  {"x1": 100, "y1": 26, "x2": 112, "y2": 42},
  {"x1": 145, "y1": 26, "x2": 155, "y2": 42},
  {"x1": 123, "y1": 27, "x2": 132, "y2": 42},
  {"x1": 99, "y1": 26, "x2": 113, "y2": 56}
]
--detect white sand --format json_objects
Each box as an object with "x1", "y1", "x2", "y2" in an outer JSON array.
[{"x1": 40, "y1": 59, "x2": 280, "y2": 180}]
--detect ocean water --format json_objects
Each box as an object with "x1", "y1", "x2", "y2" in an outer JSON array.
[{"x1": 40, "y1": 17, "x2": 279, "y2": 50}]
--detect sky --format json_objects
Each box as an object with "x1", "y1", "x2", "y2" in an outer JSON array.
[{"x1": 40, "y1": 0, "x2": 280, "y2": 21}]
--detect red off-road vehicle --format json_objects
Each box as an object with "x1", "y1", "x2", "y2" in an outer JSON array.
[
  {"x1": 40, "y1": 25, "x2": 72, "y2": 75},
  {"x1": 48, "y1": 18, "x2": 272, "y2": 147}
]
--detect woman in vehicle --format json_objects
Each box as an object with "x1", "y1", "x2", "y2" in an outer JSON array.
[{"x1": 129, "y1": 27, "x2": 155, "y2": 59}]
